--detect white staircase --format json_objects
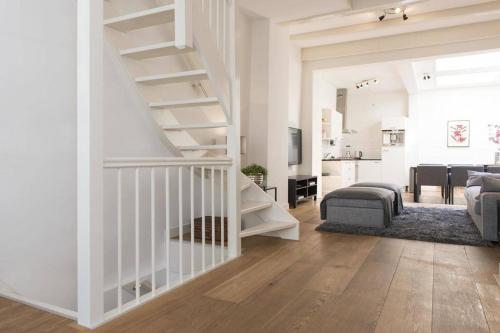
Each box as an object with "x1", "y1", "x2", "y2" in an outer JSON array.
[
  {"x1": 73, "y1": 0, "x2": 301, "y2": 328},
  {"x1": 104, "y1": 0, "x2": 299, "y2": 242},
  {"x1": 240, "y1": 173, "x2": 299, "y2": 240},
  {"x1": 104, "y1": 0, "x2": 227, "y2": 157}
]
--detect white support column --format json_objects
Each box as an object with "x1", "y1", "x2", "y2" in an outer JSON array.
[
  {"x1": 226, "y1": 0, "x2": 241, "y2": 258},
  {"x1": 175, "y1": 0, "x2": 193, "y2": 49},
  {"x1": 226, "y1": 80, "x2": 241, "y2": 258},
  {"x1": 77, "y1": 0, "x2": 104, "y2": 328}
]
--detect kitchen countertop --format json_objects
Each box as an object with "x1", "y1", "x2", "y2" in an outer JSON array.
[{"x1": 322, "y1": 158, "x2": 382, "y2": 161}]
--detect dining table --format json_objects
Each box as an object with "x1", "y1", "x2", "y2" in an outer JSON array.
[{"x1": 409, "y1": 165, "x2": 490, "y2": 203}]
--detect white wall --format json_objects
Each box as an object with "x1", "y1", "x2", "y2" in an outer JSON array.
[
  {"x1": 0, "y1": 0, "x2": 183, "y2": 312},
  {"x1": 267, "y1": 22, "x2": 293, "y2": 207},
  {"x1": 246, "y1": 19, "x2": 270, "y2": 169},
  {"x1": 410, "y1": 86, "x2": 500, "y2": 164},
  {"x1": 237, "y1": 10, "x2": 252, "y2": 167},
  {"x1": 288, "y1": 44, "x2": 303, "y2": 177},
  {"x1": 342, "y1": 90, "x2": 408, "y2": 158},
  {"x1": 0, "y1": 0, "x2": 78, "y2": 311},
  {"x1": 239, "y1": 14, "x2": 302, "y2": 207}
]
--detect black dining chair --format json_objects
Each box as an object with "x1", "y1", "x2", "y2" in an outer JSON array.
[
  {"x1": 448, "y1": 165, "x2": 485, "y2": 204},
  {"x1": 416, "y1": 165, "x2": 449, "y2": 203},
  {"x1": 486, "y1": 165, "x2": 500, "y2": 174}
]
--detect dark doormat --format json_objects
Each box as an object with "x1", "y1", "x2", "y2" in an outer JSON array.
[{"x1": 316, "y1": 206, "x2": 493, "y2": 246}]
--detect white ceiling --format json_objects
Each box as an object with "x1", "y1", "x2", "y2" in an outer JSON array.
[
  {"x1": 320, "y1": 49, "x2": 500, "y2": 95},
  {"x1": 320, "y1": 62, "x2": 407, "y2": 93},
  {"x1": 239, "y1": 0, "x2": 500, "y2": 48},
  {"x1": 238, "y1": 0, "x2": 352, "y2": 22},
  {"x1": 295, "y1": 0, "x2": 500, "y2": 47}
]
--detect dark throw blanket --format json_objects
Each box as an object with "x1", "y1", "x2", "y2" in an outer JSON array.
[
  {"x1": 320, "y1": 187, "x2": 394, "y2": 226},
  {"x1": 350, "y1": 182, "x2": 404, "y2": 215}
]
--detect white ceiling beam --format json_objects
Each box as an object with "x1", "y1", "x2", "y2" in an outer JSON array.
[
  {"x1": 396, "y1": 62, "x2": 419, "y2": 94},
  {"x1": 351, "y1": 0, "x2": 426, "y2": 10},
  {"x1": 292, "y1": 2, "x2": 500, "y2": 47},
  {"x1": 302, "y1": 19, "x2": 500, "y2": 62}
]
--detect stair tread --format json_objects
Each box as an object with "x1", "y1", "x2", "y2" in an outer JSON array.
[
  {"x1": 104, "y1": 4, "x2": 175, "y2": 31},
  {"x1": 241, "y1": 201, "x2": 273, "y2": 215},
  {"x1": 240, "y1": 179, "x2": 253, "y2": 191},
  {"x1": 121, "y1": 42, "x2": 194, "y2": 60},
  {"x1": 177, "y1": 145, "x2": 227, "y2": 151},
  {"x1": 150, "y1": 97, "x2": 219, "y2": 109},
  {"x1": 163, "y1": 122, "x2": 228, "y2": 130},
  {"x1": 241, "y1": 220, "x2": 297, "y2": 238},
  {"x1": 136, "y1": 70, "x2": 209, "y2": 85}
]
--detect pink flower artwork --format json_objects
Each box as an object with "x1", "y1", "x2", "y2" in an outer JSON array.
[
  {"x1": 489, "y1": 124, "x2": 500, "y2": 145},
  {"x1": 448, "y1": 121, "x2": 470, "y2": 147}
]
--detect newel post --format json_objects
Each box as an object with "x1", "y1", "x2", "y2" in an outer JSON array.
[
  {"x1": 175, "y1": 0, "x2": 194, "y2": 49},
  {"x1": 77, "y1": 0, "x2": 104, "y2": 328},
  {"x1": 226, "y1": 0, "x2": 241, "y2": 258}
]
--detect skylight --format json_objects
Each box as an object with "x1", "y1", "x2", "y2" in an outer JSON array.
[
  {"x1": 436, "y1": 72, "x2": 500, "y2": 87},
  {"x1": 436, "y1": 52, "x2": 500, "y2": 72}
]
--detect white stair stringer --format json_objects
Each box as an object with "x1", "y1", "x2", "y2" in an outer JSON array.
[
  {"x1": 104, "y1": 3, "x2": 230, "y2": 158},
  {"x1": 240, "y1": 173, "x2": 299, "y2": 240}
]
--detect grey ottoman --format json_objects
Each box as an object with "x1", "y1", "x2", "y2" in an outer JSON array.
[{"x1": 321, "y1": 187, "x2": 395, "y2": 228}]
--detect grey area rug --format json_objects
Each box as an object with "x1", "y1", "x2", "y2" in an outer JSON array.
[{"x1": 316, "y1": 206, "x2": 490, "y2": 246}]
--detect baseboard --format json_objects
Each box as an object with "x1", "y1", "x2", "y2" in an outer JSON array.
[{"x1": 0, "y1": 290, "x2": 77, "y2": 320}]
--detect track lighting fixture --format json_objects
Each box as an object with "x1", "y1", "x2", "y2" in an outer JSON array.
[
  {"x1": 355, "y1": 79, "x2": 379, "y2": 89},
  {"x1": 378, "y1": 7, "x2": 408, "y2": 22}
]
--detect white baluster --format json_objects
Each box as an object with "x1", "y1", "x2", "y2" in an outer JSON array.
[
  {"x1": 211, "y1": 167, "x2": 215, "y2": 266},
  {"x1": 208, "y1": 0, "x2": 213, "y2": 28},
  {"x1": 135, "y1": 168, "x2": 140, "y2": 303},
  {"x1": 220, "y1": 167, "x2": 224, "y2": 262},
  {"x1": 150, "y1": 168, "x2": 156, "y2": 295},
  {"x1": 117, "y1": 169, "x2": 122, "y2": 311},
  {"x1": 165, "y1": 168, "x2": 170, "y2": 289},
  {"x1": 222, "y1": 0, "x2": 227, "y2": 63},
  {"x1": 178, "y1": 167, "x2": 184, "y2": 283},
  {"x1": 190, "y1": 166, "x2": 195, "y2": 278},
  {"x1": 216, "y1": 0, "x2": 220, "y2": 51},
  {"x1": 201, "y1": 166, "x2": 206, "y2": 272}
]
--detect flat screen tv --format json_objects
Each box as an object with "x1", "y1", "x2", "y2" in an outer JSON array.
[{"x1": 288, "y1": 127, "x2": 302, "y2": 166}]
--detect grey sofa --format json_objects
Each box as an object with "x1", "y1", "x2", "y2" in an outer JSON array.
[{"x1": 464, "y1": 185, "x2": 500, "y2": 241}]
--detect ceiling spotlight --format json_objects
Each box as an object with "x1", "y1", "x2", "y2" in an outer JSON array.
[
  {"x1": 378, "y1": 7, "x2": 408, "y2": 22},
  {"x1": 355, "y1": 79, "x2": 379, "y2": 89}
]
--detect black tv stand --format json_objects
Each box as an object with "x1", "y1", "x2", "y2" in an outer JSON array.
[{"x1": 288, "y1": 175, "x2": 318, "y2": 209}]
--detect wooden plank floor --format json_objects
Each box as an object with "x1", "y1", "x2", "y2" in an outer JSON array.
[{"x1": 2, "y1": 189, "x2": 500, "y2": 333}]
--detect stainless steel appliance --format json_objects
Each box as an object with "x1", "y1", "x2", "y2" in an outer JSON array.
[{"x1": 382, "y1": 130, "x2": 405, "y2": 146}]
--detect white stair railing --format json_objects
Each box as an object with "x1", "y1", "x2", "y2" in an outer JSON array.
[
  {"x1": 102, "y1": 157, "x2": 233, "y2": 321},
  {"x1": 77, "y1": 0, "x2": 241, "y2": 327},
  {"x1": 192, "y1": 0, "x2": 236, "y2": 122}
]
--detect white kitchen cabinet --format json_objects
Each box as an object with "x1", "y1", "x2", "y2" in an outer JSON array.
[
  {"x1": 382, "y1": 117, "x2": 407, "y2": 130},
  {"x1": 356, "y1": 161, "x2": 382, "y2": 183},
  {"x1": 381, "y1": 146, "x2": 406, "y2": 188},
  {"x1": 341, "y1": 161, "x2": 356, "y2": 187},
  {"x1": 322, "y1": 160, "x2": 355, "y2": 194}
]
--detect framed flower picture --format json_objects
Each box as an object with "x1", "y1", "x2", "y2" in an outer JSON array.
[
  {"x1": 447, "y1": 120, "x2": 470, "y2": 147},
  {"x1": 488, "y1": 124, "x2": 500, "y2": 145}
]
